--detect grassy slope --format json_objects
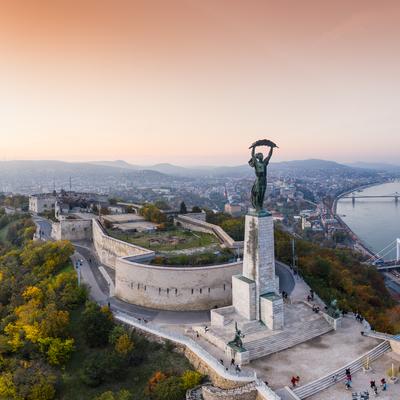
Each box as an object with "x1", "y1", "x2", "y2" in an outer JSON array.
[{"x1": 59, "y1": 308, "x2": 191, "y2": 400}]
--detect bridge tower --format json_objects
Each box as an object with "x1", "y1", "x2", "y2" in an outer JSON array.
[{"x1": 397, "y1": 238, "x2": 400, "y2": 263}]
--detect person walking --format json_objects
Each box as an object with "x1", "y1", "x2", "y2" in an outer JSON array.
[{"x1": 380, "y1": 378, "x2": 387, "y2": 391}]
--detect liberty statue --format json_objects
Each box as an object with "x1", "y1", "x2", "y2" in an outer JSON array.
[{"x1": 248, "y1": 139, "x2": 278, "y2": 211}]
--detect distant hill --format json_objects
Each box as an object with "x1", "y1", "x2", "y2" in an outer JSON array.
[
  {"x1": 346, "y1": 162, "x2": 400, "y2": 172},
  {"x1": 90, "y1": 160, "x2": 140, "y2": 169},
  {"x1": 271, "y1": 159, "x2": 349, "y2": 171},
  {"x1": 0, "y1": 160, "x2": 176, "y2": 193},
  {"x1": 89, "y1": 158, "x2": 364, "y2": 177}
]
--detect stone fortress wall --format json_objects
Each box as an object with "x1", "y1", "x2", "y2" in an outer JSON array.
[
  {"x1": 51, "y1": 219, "x2": 93, "y2": 241},
  {"x1": 52, "y1": 218, "x2": 243, "y2": 311},
  {"x1": 115, "y1": 257, "x2": 242, "y2": 311},
  {"x1": 91, "y1": 219, "x2": 242, "y2": 311},
  {"x1": 92, "y1": 219, "x2": 154, "y2": 268}
]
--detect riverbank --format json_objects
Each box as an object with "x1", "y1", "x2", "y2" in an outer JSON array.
[{"x1": 332, "y1": 182, "x2": 386, "y2": 260}]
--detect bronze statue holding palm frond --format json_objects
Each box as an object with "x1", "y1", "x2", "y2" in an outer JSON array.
[{"x1": 248, "y1": 139, "x2": 278, "y2": 211}]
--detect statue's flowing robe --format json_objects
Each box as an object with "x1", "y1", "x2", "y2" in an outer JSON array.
[{"x1": 249, "y1": 157, "x2": 267, "y2": 210}]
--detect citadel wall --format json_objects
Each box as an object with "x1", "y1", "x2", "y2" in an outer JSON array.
[
  {"x1": 115, "y1": 257, "x2": 242, "y2": 311},
  {"x1": 92, "y1": 219, "x2": 154, "y2": 269},
  {"x1": 51, "y1": 219, "x2": 92, "y2": 241}
]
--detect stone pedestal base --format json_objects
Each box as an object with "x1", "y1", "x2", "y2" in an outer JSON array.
[
  {"x1": 260, "y1": 293, "x2": 284, "y2": 330},
  {"x1": 232, "y1": 275, "x2": 256, "y2": 321}
]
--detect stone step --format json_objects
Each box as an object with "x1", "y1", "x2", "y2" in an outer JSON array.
[
  {"x1": 246, "y1": 318, "x2": 330, "y2": 348},
  {"x1": 245, "y1": 318, "x2": 333, "y2": 360},
  {"x1": 293, "y1": 341, "x2": 391, "y2": 399}
]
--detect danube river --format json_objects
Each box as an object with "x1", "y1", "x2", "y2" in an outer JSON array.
[{"x1": 337, "y1": 181, "x2": 400, "y2": 261}]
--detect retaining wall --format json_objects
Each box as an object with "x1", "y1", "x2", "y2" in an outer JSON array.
[
  {"x1": 115, "y1": 258, "x2": 242, "y2": 311},
  {"x1": 51, "y1": 219, "x2": 92, "y2": 241},
  {"x1": 92, "y1": 219, "x2": 154, "y2": 269}
]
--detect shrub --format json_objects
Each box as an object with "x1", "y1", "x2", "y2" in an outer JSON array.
[
  {"x1": 153, "y1": 376, "x2": 185, "y2": 400},
  {"x1": 81, "y1": 302, "x2": 114, "y2": 347},
  {"x1": 81, "y1": 353, "x2": 106, "y2": 387},
  {"x1": 181, "y1": 370, "x2": 203, "y2": 390}
]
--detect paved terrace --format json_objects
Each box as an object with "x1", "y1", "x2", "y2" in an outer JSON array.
[
  {"x1": 309, "y1": 352, "x2": 400, "y2": 400},
  {"x1": 251, "y1": 316, "x2": 381, "y2": 391}
]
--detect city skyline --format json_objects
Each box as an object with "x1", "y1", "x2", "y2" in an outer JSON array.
[{"x1": 1, "y1": 1, "x2": 399, "y2": 165}]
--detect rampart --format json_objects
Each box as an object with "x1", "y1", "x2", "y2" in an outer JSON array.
[
  {"x1": 92, "y1": 219, "x2": 154, "y2": 269},
  {"x1": 115, "y1": 257, "x2": 242, "y2": 311},
  {"x1": 51, "y1": 219, "x2": 92, "y2": 241}
]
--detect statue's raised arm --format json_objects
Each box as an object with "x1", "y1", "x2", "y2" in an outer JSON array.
[{"x1": 248, "y1": 139, "x2": 278, "y2": 212}]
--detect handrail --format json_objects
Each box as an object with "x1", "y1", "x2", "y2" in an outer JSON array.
[{"x1": 294, "y1": 340, "x2": 390, "y2": 397}]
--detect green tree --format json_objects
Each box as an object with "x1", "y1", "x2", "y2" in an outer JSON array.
[
  {"x1": 108, "y1": 325, "x2": 125, "y2": 345},
  {"x1": 180, "y1": 370, "x2": 202, "y2": 390},
  {"x1": 38, "y1": 337, "x2": 75, "y2": 365},
  {"x1": 114, "y1": 334, "x2": 134, "y2": 357},
  {"x1": 0, "y1": 372, "x2": 16, "y2": 399},
  {"x1": 153, "y1": 376, "x2": 185, "y2": 400},
  {"x1": 81, "y1": 302, "x2": 114, "y2": 347},
  {"x1": 179, "y1": 202, "x2": 187, "y2": 214},
  {"x1": 94, "y1": 390, "x2": 132, "y2": 400},
  {"x1": 81, "y1": 353, "x2": 106, "y2": 387}
]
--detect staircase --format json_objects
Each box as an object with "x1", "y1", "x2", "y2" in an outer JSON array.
[
  {"x1": 293, "y1": 340, "x2": 391, "y2": 399},
  {"x1": 245, "y1": 317, "x2": 333, "y2": 360}
]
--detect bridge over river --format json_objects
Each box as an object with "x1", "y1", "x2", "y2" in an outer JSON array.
[
  {"x1": 366, "y1": 238, "x2": 400, "y2": 270},
  {"x1": 343, "y1": 192, "x2": 400, "y2": 204}
]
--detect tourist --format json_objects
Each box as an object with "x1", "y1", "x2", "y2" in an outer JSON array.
[
  {"x1": 345, "y1": 368, "x2": 351, "y2": 376},
  {"x1": 380, "y1": 378, "x2": 387, "y2": 391},
  {"x1": 344, "y1": 379, "x2": 351, "y2": 390},
  {"x1": 295, "y1": 376, "x2": 300, "y2": 386},
  {"x1": 204, "y1": 325, "x2": 209, "y2": 333},
  {"x1": 310, "y1": 289, "x2": 314, "y2": 301},
  {"x1": 291, "y1": 376, "x2": 297, "y2": 387},
  {"x1": 219, "y1": 359, "x2": 224, "y2": 365},
  {"x1": 231, "y1": 358, "x2": 235, "y2": 366},
  {"x1": 235, "y1": 364, "x2": 241, "y2": 373},
  {"x1": 370, "y1": 380, "x2": 377, "y2": 395}
]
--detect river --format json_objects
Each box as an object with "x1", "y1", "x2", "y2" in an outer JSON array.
[{"x1": 337, "y1": 181, "x2": 400, "y2": 261}]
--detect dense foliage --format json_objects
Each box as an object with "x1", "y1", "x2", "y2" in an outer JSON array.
[
  {"x1": 275, "y1": 228, "x2": 399, "y2": 333},
  {"x1": 0, "y1": 234, "x2": 84, "y2": 399},
  {"x1": 0, "y1": 215, "x2": 201, "y2": 399},
  {"x1": 205, "y1": 212, "x2": 245, "y2": 241},
  {"x1": 139, "y1": 204, "x2": 167, "y2": 224},
  {"x1": 151, "y1": 249, "x2": 234, "y2": 266}
]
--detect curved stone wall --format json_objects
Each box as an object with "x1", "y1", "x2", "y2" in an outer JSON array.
[
  {"x1": 92, "y1": 219, "x2": 154, "y2": 269},
  {"x1": 115, "y1": 258, "x2": 242, "y2": 311}
]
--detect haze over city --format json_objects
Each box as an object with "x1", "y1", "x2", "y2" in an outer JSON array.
[{"x1": 1, "y1": 0, "x2": 399, "y2": 165}]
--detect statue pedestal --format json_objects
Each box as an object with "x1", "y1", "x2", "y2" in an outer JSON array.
[{"x1": 231, "y1": 210, "x2": 283, "y2": 329}]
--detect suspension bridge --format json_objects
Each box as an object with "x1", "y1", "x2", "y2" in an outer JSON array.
[
  {"x1": 366, "y1": 238, "x2": 400, "y2": 270},
  {"x1": 342, "y1": 192, "x2": 400, "y2": 204}
]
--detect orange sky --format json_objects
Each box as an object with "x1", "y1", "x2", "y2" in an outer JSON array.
[{"x1": 0, "y1": 1, "x2": 399, "y2": 165}]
